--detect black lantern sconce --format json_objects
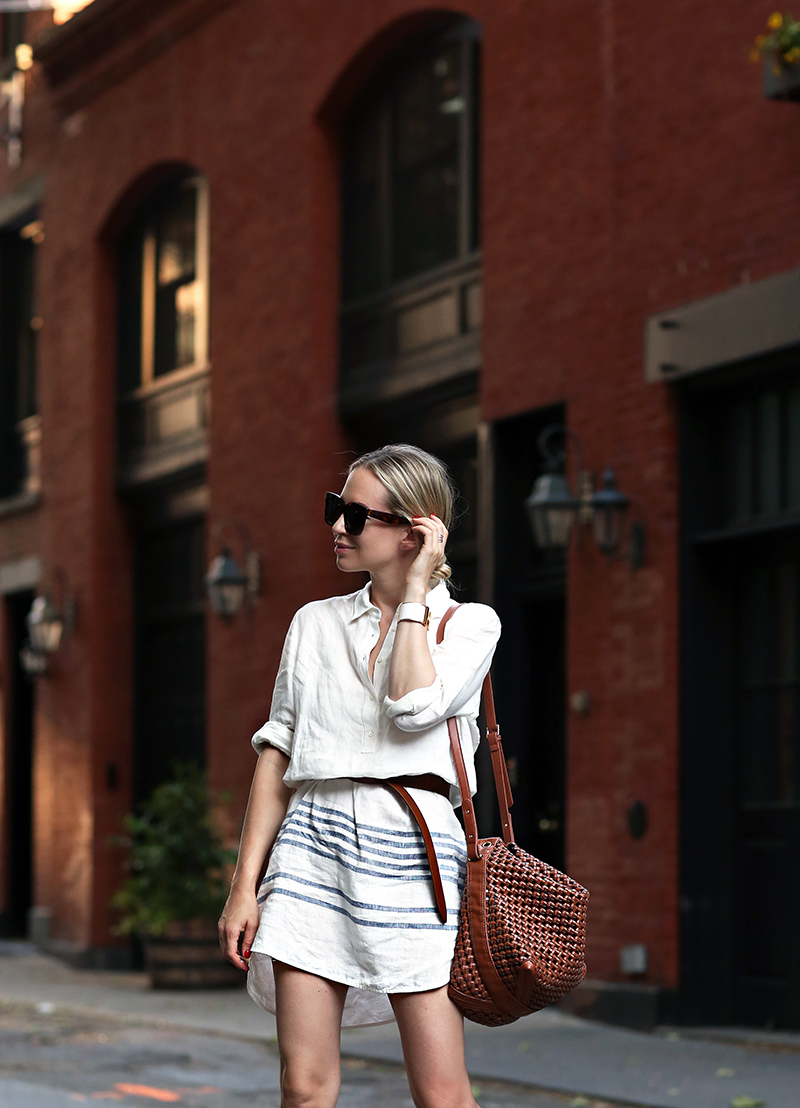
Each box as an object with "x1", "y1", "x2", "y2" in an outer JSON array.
[
  {"x1": 20, "y1": 568, "x2": 78, "y2": 678},
  {"x1": 205, "y1": 520, "x2": 262, "y2": 618},
  {"x1": 525, "y1": 425, "x2": 645, "y2": 568}
]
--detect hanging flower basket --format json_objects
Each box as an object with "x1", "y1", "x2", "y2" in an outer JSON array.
[{"x1": 751, "y1": 12, "x2": 800, "y2": 100}]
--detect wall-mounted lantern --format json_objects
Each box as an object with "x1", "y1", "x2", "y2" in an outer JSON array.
[
  {"x1": 20, "y1": 569, "x2": 77, "y2": 678},
  {"x1": 205, "y1": 521, "x2": 261, "y2": 618},
  {"x1": 525, "y1": 425, "x2": 645, "y2": 568}
]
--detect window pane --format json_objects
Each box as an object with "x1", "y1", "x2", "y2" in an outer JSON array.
[
  {"x1": 391, "y1": 43, "x2": 461, "y2": 281},
  {"x1": 738, "y1": 563, "x2": 799, "y2": 805},
  {"x1": 0, "y1": 219, "x2": 38, "y2": 498},
  {"x1": 758, "y1": 391, "x2": 781, "y2": 516},
  {"x1": 342, "y1": 109, "x2": 383, "y2": 300},
  {"x1": 154, "y1": 184, "x2": 198, "y2": 376},
  {"x1": 786, "y1": 386, "x2": 800, "y2": 510},
  {"x1": 725, "y1": 400, "x2": 753, "y2": 521}
]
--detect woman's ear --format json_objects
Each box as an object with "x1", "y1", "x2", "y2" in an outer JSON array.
[{"x1": 399, "y1": 524, "x2": 418, "y2": 551}]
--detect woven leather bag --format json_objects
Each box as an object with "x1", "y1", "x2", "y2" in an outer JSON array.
[{"x1": 438, "y1": 606, "x2": 589, "y2": 1026}]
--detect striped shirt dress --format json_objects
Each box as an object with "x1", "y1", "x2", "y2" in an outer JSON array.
[{"x1": 246, "y1": 582, "x2": 501, "y2": 1028}]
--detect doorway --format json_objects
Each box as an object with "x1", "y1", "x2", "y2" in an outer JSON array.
[
  {"x1": 1, "y1": 589, "x2": 34, "y2": 937},
  {"x1": 133, "y1": 516, "x2": 206, "y2": 804},
  {"x1": 679, "y1": 353, "x2": 800, "y2": 1027},
  {"x1": 492, "y1": 408, "x2": 567, "y2": 863},
  {"x1": 731, "y1": 550, "x2": 800, "y2": 1025}
]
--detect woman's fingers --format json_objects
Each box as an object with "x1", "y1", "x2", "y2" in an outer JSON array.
[
  {"x1": 218, "y1": 901, "x2": 259, "y2": 970},
  {"x1": 412, "y1": 514, "x2": 448, "y2": 547}
]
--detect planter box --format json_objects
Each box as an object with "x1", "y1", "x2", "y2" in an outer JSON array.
[
  {"x1": 763, "y1": 59, "x2": 800, "y2": 101},
  {"x1": 144, "y1": 919, "x2": 245, "y2": 989}
]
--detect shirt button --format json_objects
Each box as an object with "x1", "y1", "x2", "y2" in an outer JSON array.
[
  {"x1": 368, "y1": 731, "x2": 374, "y2": 738},
  {"x1": 369, "y1": 694, "x2": 374, "y2": 701}
]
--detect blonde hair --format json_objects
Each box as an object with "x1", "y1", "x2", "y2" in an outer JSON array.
[{"x1": 349, "y1": 444, "x2": 457, "y2": 586}]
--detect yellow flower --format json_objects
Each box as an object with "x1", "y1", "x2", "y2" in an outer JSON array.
[
  {"x1": 786, "y1": 45, "x2": 800, "y2": 61},
  {"x1": 768, "y1": 11, "x2": 784, "y2": 30}
]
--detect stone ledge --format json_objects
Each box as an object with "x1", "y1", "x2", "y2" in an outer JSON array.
[{"x1": 558, "y1": 979, "x2": 678, "y2": 1031}]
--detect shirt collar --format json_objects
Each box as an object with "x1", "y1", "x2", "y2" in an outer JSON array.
[{"x1": 346, "y1": 579, "x2": 452, "y2": 622}]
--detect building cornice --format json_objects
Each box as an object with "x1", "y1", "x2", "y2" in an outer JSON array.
[{"x1": 33, "y1": 0, "x2": 240, "y2": 115}]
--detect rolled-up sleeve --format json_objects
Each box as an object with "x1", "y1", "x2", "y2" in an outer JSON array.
[
  {"x1": 383, "y1": 604, "x2": 501, "y2": 731},
  {"x1": 251, "y1": 612, "x2": 299, "y2": 756}
]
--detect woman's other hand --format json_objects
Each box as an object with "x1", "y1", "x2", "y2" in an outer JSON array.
[
  {"x1": 219, "y1": 885, "x2": 259, "y2": 971},
  {"x1": 405, "y1": 514, "x2": 449, "y2": 599}
]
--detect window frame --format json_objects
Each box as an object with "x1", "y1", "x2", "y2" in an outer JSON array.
[
  {"x1": 118, "y1": 172, "x2": 210, "y2": 396},
  {"x1": 341, "y1": 19, "x2": 481, "y2": 309},
  {"x1": 0, "y1": 209, "x2": 41, "y2": 502},
  {"x1": 338, "y1": 21, "x2": 482, "y2": 411}
]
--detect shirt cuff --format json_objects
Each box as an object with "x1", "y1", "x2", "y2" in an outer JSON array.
[
  {"x1": 251, "y1": 721, "x2": 294, "y2": 756},
  {"x1": 383, "y1": 675, "x2": 442, "y2": 722}
]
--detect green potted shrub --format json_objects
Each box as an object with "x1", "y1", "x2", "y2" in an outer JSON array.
[
  {"x1": 751, "y1": 12, "x2": 800, "y2": 100},
  {"x1": 111, "y1": 762, "x2": 241, "y2": 989}
]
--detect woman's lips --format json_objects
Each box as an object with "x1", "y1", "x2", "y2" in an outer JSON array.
[{"x1": 334, "y1": 543, "x2": 353, "y2": 552}]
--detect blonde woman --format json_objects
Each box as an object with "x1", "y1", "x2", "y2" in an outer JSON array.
[{"x1": 219, "y1": 444, "x2": 500, "y2": 1108}]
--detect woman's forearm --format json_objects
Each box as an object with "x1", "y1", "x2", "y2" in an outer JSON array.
[
  {"x1": 229, "y1": 745, "x2": 292, "y2": 892},
  {"x1": 388, "y1": 613, "x2": 436, "y2": 701}
]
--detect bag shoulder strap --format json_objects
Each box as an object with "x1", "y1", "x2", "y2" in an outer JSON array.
[{"x1": 436, "y1": 604, "x2": 515, "y2": 860}]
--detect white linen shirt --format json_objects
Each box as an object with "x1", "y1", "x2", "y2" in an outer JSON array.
[{"x1": 252, "y1": 581, "x2": 501, "y2": 801}]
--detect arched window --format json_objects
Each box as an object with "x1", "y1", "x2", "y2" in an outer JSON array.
[
  {"x1": 118, "y1": 172, "x2": 209, "y2": 392},
  {"x1": 340, "y1": 21, "x2": 480, "y2": 410},
  {"x1": 0, "y1": 209, "x2": 41, "y2": 501},
  {"x1": 116, "y1": 171, "x2": 209, "y2": 487}
]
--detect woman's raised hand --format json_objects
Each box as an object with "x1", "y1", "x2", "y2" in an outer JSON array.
[{"x1": 405, "y1": 513, "x2": 448, "y2": 597}]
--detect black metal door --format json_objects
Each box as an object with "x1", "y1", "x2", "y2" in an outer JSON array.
[
  {"x1": 133, "y1": 518, "x2": 206, "y2": 804},
  {"x1": 732, "y1": 555, "x2": 800, "y2": 1027}
]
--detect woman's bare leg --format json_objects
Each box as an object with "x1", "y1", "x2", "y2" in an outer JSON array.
[
  {"x1": 390, "y1": 985, "x2": 479, "y2": 1108},
  {"x1": 273, "y1": 960, "x2": 348, "y2": 1108}
]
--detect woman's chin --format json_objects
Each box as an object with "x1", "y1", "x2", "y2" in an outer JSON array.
[{"x1": 335, "y1": 552, "x2": 361, "y2": 572}]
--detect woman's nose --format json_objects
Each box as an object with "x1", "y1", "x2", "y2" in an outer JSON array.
[{"x1": 332, "y1": 515, "x2": 347, "y2": 536}]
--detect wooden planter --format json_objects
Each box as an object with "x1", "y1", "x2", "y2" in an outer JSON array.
[
  {"x1": 763, "y1": 59, "x2": 800, "y2": 101},
  {"x1": 143, "y1": 919, "x2": 245, "y2": 989}
]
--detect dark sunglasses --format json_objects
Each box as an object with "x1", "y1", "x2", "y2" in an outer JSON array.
[{"x1": 324, "y1": 492, "x2": 408, "y2": 536}]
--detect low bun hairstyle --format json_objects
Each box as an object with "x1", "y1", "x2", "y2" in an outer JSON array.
[{"x1": 348, "y1": 444, "x2": 457, "y2": 586}]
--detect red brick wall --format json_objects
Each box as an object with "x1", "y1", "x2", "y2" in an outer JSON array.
[{"x1": 0, "y1": 0, "x2": 793, "y2": 986}]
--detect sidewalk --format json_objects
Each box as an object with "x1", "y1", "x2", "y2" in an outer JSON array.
[{"x1": 2, "y1": 942, "x2": 800, "y2": 1108}]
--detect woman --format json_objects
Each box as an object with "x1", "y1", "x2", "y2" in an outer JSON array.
[{"x1": 219, "y1": 444, "x2": 501, "y2": 1108}]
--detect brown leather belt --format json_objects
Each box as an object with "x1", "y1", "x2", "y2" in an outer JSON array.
[{"x1": 351, "y1": 774, "x2": 450, "y2": 925}]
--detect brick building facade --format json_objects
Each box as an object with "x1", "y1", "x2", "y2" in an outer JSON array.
[{"x1": 0, "y1": 0, "x2": 798, "y2": 1028}]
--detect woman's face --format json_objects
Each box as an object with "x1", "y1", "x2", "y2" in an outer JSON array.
[{"x1": 331, "y1": 467, "x2": 413, "y2": 576}]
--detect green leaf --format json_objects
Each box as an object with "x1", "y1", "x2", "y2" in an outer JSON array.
[
  {"x1": 108, "y1": 761, "x2": 235, "y2": 936},
  {"x1": 730, "y1": 1097, "x2": 765, "y2": 1108}
]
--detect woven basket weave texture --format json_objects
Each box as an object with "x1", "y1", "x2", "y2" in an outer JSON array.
[{"x1": 449, "y1": 840, "x2": 588, "y2": 1026}]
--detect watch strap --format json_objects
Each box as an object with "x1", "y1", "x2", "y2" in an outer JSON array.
[{"x1": 397, "y1": 602, "x2": 431, "y2": 629}]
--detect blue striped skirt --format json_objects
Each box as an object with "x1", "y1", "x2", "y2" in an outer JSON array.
[{"x1": 247, "y1": 778, "x2": 467, "y2": 1027}]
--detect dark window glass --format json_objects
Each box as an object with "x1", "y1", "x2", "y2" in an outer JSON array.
[
  {"x1": 342, "y1": 109, "x2": 384, "y2": 299},
  {"x1": 392, "y1": 43, "x2": 462, "y2": 281},
  {"x1": 117, "y1": 175, "x2": 204, "y2": 390},
  {"x1": 154, "y1": 183, "x2": 199, "y2": 377},
  {"x1": 1, "y1": 14, "x2": 25, "y2": 67},
  {"x1": 0, "y1": 215, "x2": 39, "y2": 498},
  {"x1": 342, "y1": 23, "x2": 479, "y2": 302},
  {"x1": 718, "y1": 376, "x2": 800, "y2": 526},
  {"x1": 738, "y1": 562, "x2": 799, "y2": 805}
]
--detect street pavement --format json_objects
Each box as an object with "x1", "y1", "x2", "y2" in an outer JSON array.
[{"x1": 1, "y1": 942, "x2": 800, "y2": 1108}]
